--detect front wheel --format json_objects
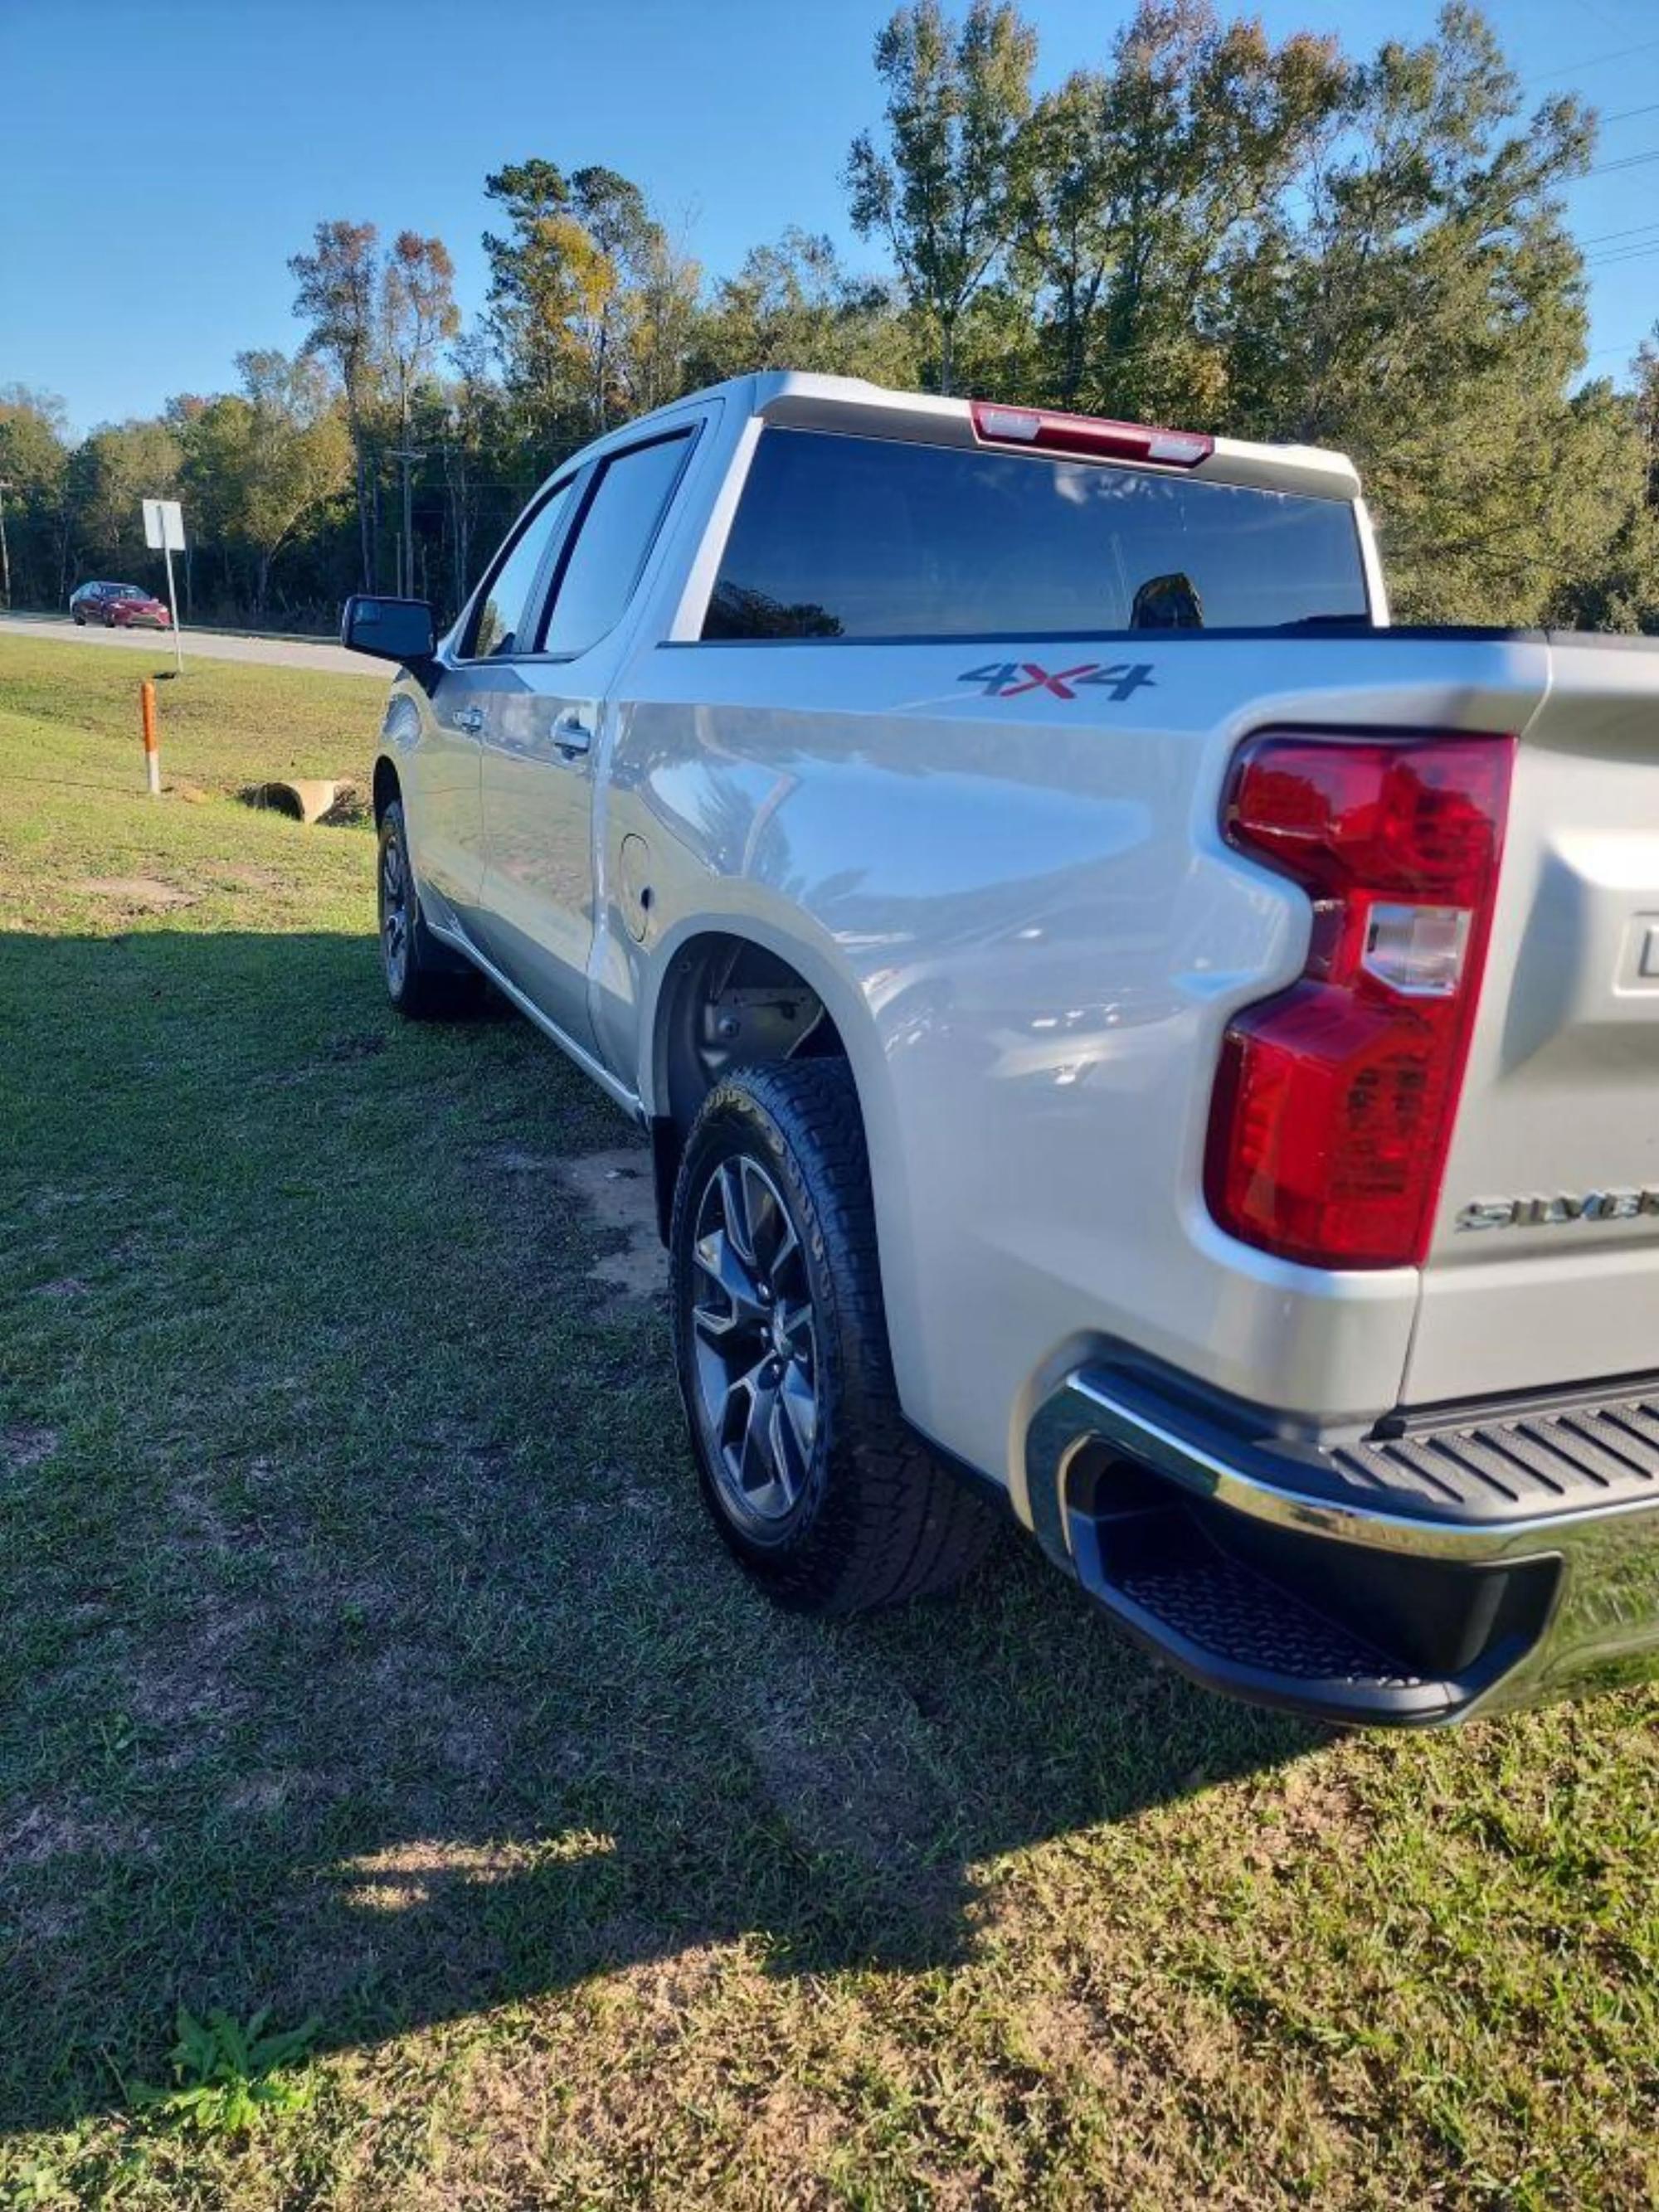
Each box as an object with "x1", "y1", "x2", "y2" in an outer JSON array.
[
  {"x1": 670, "y1": 1061, "x2": 995, "y2": 1615},
  {"x1": 377, "y1": 798, "x2": 483, "y2": 1019}
]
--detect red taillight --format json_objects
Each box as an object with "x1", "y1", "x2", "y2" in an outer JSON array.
[
  {"x1": 971, "y1": 400, "x2": 1213, "y2": 469},
  {"x1": 1204, "y1": 732, "x2": 1514, "y2": 1269}
]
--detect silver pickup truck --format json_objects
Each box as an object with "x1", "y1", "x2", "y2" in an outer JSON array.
[{"x1": 344, "y1": 370, "x2": 1659, "y2": 1729}]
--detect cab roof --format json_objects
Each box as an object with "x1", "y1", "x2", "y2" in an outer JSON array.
[{"x1": 732, "y1": 370, "x2": 1361, "y2": 504}]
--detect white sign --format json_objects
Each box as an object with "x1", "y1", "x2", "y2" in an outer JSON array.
[
  {"x1": 141, "y1": 497, "x2": 187, "y2": 671},
  {"x1": 143, "y1": 498, "x2": 186, "y2": 552}
]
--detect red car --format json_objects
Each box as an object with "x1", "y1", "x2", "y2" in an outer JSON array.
[{"x1": 70, "y1": 581, "x2": 173, "y2": 630}]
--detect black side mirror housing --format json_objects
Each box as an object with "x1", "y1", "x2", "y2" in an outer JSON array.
[{"x1": 340, "y1": 595, "x2": 436, "y2": 667}]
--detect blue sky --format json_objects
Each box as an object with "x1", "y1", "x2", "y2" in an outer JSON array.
[{"x1": 2, "y1": 0, "x2": 1658, "y2": 435}]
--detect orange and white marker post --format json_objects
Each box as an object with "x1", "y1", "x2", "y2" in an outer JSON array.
[{"x1": 140, "y1": 678, "x2": 160, "y2": 796}]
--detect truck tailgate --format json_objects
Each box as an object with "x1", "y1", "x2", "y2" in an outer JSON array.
[{"x1": 1407, "y1": 637, "x2": 1659, "y2": 1405}]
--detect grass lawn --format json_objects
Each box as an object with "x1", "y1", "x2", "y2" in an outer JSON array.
[{"x1": 1, "y1": 632, "x2": 1656, "y2": 2208}]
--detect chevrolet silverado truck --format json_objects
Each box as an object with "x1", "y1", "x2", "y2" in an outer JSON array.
[{"x1": 343, "y1": 370, "x2": 1659, "y2": 1728}]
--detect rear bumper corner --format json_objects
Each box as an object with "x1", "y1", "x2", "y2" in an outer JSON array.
[{"x1": 1025, "y1": 1364, "x2": 1659, "y2": 1727}]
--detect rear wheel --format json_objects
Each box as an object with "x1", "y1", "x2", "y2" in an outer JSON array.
[
  {"x1": 377, "y1": 798, "x2": 483, "y2": 1019},
  {"x1": 670, "y1": 1061, "x2": 995, "y2": 1614}
]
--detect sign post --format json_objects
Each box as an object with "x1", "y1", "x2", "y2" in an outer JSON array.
[{"x1": 142, "y1": 498, "x2": 186, "y2": 674}]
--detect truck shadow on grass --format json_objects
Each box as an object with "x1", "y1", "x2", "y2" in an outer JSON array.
[{"x1": 0, "y1": 926, "x2": 1319, "y2": 2134}]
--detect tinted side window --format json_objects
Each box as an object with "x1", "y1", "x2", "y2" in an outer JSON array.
[
  {"x1": 462, "y1": 480, "x2": 575, "y2": 659},
  {"x1": 703, "y1": 428, "x2": 1370, "y2": 639},
  {"x1": 538, "y1": 433, "x2": 691, "y2": 659}
]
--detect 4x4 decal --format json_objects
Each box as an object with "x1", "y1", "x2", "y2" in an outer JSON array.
[{"x1": 958, "y1": 659, "x2": 1156, "y2": 702}]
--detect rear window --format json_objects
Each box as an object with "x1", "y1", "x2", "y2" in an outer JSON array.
[{"x1": 703, "y1": 426, "x2": 1370, "y2": 640}]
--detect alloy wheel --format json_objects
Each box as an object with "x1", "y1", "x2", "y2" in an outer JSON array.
[
  {"x1": 689, "y1": 1152, "x2": 820, "y2": 1530},
  {"x1": 379, "y1": 829, "x2": 410, "y2": 994}
]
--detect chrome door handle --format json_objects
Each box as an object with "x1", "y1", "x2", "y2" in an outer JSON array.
[
  {"x1": 552, "y1": 710, "x2": 593, "y2": 758},
  {"x1": 451, "y1": 706, "x2": 484, "y2": 735}
]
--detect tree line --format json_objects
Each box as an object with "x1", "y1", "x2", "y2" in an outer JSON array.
[{"x1": 3, "y1": 0, "x2": 1657, "y2": 634}]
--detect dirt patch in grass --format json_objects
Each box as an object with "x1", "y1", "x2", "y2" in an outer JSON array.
[
  {"x1": 1, "y1": 1422, "x2": 57, "y2": 1474},
  {"x1": 323, "y1": 1030, "x2": 387, "y2": 1062},
  {"x1": 129, "y1": 1603, "x2": 264, "y2": 1738},
  {"x1": 2, "y1": 1803, "x2": 154, "y2": 1869},
  {"x1": 738, "y1": 1631, "x2": 955, "y2": 1884},
  {"x1": 75, "y1": 875, "x2": 198, "y2": 911},
  {"x1": 557, "y1": 1146, "x2": 666, "y2": 1302}
]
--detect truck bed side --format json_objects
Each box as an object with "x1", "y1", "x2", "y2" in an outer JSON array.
[{"x1": 605, "y1": 630, "x2": 1585, "y2": 1510}]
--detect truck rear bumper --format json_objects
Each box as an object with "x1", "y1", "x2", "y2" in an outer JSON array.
[{"x1": 1025, "y1": 1368, "x2": 1659, "y2": 1726}]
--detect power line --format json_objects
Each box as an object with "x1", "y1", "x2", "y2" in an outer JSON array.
[
  {"x1": 1570, "y1": 0, "x2": 1632, "y2": 42},
  {"x1": 1585, "y1": 143, "x2": 1659, "y2": 175},
  {"x1": 1583, "y1": 333, "x2": 1654, "y2": 360},
  {"x1": 1579, "y1": 217, "x2": 1659, "y2": 246},
  {"x1": 1522, "y1": 34, "x2": 1659, "y2": 85}
]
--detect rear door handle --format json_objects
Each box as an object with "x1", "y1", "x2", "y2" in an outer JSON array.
[
  {"x1": 451, "y1": 705, "x2": 484, "y2": 735},
  {"x1": 552, "y1": 709, "x2": 593, "y2": 758}
]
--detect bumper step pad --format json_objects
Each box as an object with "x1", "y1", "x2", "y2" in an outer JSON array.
[
  {"x1": 1330, "y1": 1391, "x2": 1659, "y2": 1521},
  {"x1": 1116, "y1": 1549, "x2": 1427, "y2": 1691},
  {"x1": 1071, "y1": 1497, "x2": 1477, "y2": 1726}
]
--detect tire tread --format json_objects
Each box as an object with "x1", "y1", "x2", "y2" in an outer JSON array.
[
  {"x1": 673, "y1": 1059, "x2": 995, "y2": 1614},
  {"x1": 379, "y1": 799, "x2": 484, "y2": 1020}
]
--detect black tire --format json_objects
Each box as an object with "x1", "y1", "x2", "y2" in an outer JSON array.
[
  {"x1": 103, "y1": 611, "x2": 115, "y2": 628},
  {"x1": 377, "y1": 797, "x2": 484, "y2": 1019},
  {"x1": 670, "y1": 1060, "x2": 995, "y2": 1615},
  {"x1": 72, "y1": 613, "x2": 85, "y2": 626}
]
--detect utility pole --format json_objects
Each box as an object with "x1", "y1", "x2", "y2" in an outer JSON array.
[
  {"x1": 0, "y1": 479, "x2": 11, "y2": 610},
  {"x1": 389, "y1": 448, "x2": 426, "y2": 597}
]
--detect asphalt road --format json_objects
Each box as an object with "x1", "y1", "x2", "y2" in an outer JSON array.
[{"x1": 0, "y1": 613, "x2": 369, "y2": 678}]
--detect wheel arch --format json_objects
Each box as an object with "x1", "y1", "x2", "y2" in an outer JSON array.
[
  {"x1": 641, "y1": 917, "x2": 893, "y2": 1254},
  {"x1": 372, "y1": 753, "x2": 401, "y2": 824}
]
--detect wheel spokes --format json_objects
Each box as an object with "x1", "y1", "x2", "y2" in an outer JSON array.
[
  {"x1": 692, "y1": 1225, "x2": 768, "y2": 1334},
  {"x1": 380, "y1": 836, "x2": 411, "y2": 983},
  {"x1": 719, "y1": 1161, "x2": 757, "y2": 1266},
  {"x1": 775, "y1": 1296, "x2": 813, "y2": 1359},
  {"x1": 742, "y1": 1160, "x2": 793, "y2": 1275},
  {"x1": 736, "y1": 1361, "x2": 785, "y2": 1499},
  {"x1": 777, "y1": 1362, "x2": 816, "y2": 1461},
  {"x1": 688, "y1": 1149, "x2": 821, "y2": 1529}
]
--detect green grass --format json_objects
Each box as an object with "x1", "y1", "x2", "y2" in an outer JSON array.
[{"x1": 1, "y1": 632, "x2": 1657, "y2": 2208}]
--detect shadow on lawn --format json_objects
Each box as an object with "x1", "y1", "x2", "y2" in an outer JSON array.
[{"x1": 0, "y1": 926, "x2": 1319, "y2": 2132}]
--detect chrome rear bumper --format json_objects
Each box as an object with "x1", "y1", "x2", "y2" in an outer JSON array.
[{"x1": 1026, "y1": 1367, "x2": 1659, "y2": 1725}]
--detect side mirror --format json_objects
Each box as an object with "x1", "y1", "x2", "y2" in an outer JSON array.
[{"x1": 340, "y1": 594, "x2": 436, "y2": 666}]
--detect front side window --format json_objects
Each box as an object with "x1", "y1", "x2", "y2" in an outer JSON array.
[
  {"x1": 462, "y1": 480, "x2": 575, "y2": 659},
  {"x1": 538, "y1": 432, "x2": 692, "y2": 659},
  {"x1": 703, "y1": 427, "x2": 1371, "y2": 639}
]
